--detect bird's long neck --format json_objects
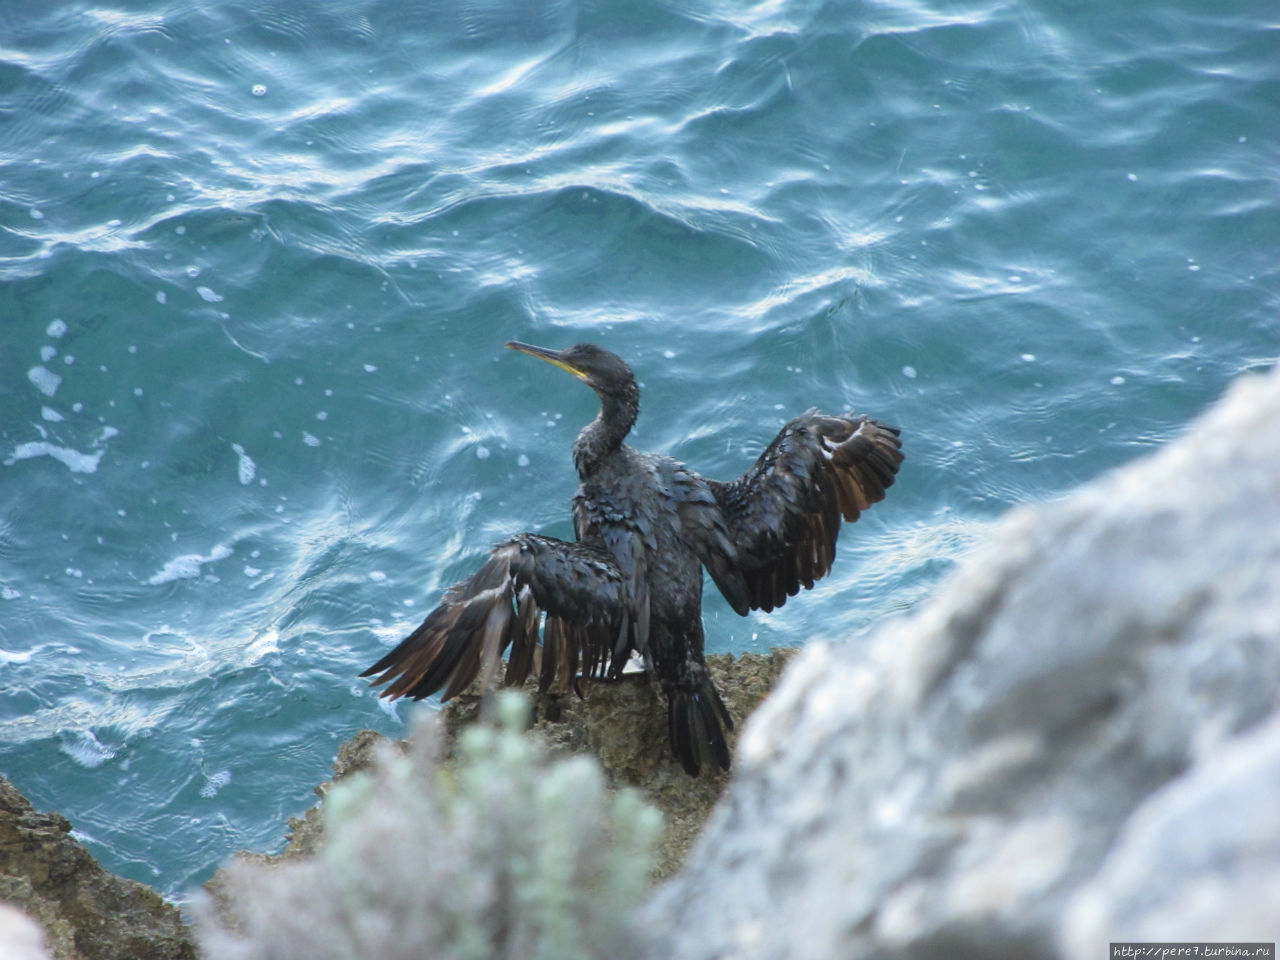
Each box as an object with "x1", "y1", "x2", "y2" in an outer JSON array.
[{"x1": 573, "y1": 391, "x2": 638, "y2": 478}]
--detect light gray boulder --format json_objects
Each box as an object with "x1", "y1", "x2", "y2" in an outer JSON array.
[
  {"x1": 1062, "y1": 709, "x2": 1280, "y2": 954},
  {"x1": 640, "y1": 365, "x2": 1280, "y2": 959}
]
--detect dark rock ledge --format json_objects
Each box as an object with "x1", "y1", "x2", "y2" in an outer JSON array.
[
  {"x1": 0, "y1": 775, "x2": 195, "y2": 960},
  {"x1": 212, "y1": 648, "x2": 798, "y2": 885}
]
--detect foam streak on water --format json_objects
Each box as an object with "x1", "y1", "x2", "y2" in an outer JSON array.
[{"x1": 0, "y1": 0, "x2": 1276, "y2": 895}]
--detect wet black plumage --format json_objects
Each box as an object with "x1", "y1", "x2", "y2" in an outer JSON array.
[{"x1": 362, "y1": 341, "x2": 904, "y2": 776}]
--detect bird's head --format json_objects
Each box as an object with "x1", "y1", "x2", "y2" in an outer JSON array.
[{"x1": 505, "y1": 341, "x2": 637, "y2": 402}]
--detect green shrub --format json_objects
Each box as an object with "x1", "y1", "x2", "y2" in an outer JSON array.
[{"x1": 196, "y1": 694, "x2": 663, "y2": 960}]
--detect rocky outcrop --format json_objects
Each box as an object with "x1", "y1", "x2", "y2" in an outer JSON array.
[
  {"x1": 213, "y1": 649, "x2": 797, "y2": 889},
  {"x1": 444, "y1": 648, "x2": 798, "y2": 877},
  {"x1": 0, "y1": 775, "x2": 195, "y2": 960},
  {"x1": 639, "y1": 366, "x2": 1280, "y2": 959}
]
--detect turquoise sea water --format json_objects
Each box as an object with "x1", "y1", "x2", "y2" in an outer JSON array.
[{"x1": 1, "y1": 0, "x2": 1276, "y2": 897}]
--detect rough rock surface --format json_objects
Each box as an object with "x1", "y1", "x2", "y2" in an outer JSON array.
[
  {"x1": 0, "y1": 775, "x2": 195, "y2": 960},
  {"x1": 1062, "y1": 709, "x2": 1280, "y2": 953},
  {"x1": 640, "y1": 366, "x2": 1280, "y2": 959}
]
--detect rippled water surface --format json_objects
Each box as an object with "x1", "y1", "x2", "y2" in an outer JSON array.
[{"x1": 2, "y1": 0, "x2": 1277, "y2": 896}]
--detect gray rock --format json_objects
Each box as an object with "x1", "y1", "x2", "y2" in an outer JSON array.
[
  {"x1": 1062, "y1": 709, "x2": 1280, "y2": 954},
  {"x1": 640, "y1": 365, "x2": 1280, "y2": 960}
]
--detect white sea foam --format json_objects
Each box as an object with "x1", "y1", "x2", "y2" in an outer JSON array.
[
  {"x1": 147, "y1": 544, "x2": 233, "y2": 585},
  {"x1": 41, "y1": 407, "x2": 65, "y2": 422},
  {"x1": 5, "y1": 442, "x2": 104, "y2": 473},
  {"x1": 230, "y1": 442, "x2": 256, "y2": 485},
  {"x1": 60, "y1": 729, "x2": 116, "y2": 768},
  {"x1": 244, "y1": 629, "x2": 279, "y2": 663},
  {"x1": 27, "y1": 365, "x2": 62, "y2": 397},
  {"x1": 200, "y1": 770, "x2": 232, "y2": 797},
  {"x1": 46, "y1": 318, "x2": 67, "y2": 337},
  {"x1": 196, "y1": 285, "x2": 223, "y2": 302}
]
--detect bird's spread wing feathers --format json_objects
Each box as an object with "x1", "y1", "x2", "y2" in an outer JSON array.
[
  {"x1": 706, "y1": 411, "x2": 903, "y2": 614},
  {"x1": 361, "y1": 533, "x2": 635, "y2": 702}
]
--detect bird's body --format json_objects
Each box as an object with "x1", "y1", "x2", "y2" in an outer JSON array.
[{"x1": 363, "y1": 342, "x2": 904, "y2": 775}]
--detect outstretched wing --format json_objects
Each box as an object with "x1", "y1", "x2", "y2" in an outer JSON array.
[
  {"x1": 361, "y1": 533, "x2": 634, "y2": 702},
  {"x1": 706, "y1": 411, "x2": 903, "y2": 614}
]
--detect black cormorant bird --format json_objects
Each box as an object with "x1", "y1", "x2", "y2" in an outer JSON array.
[{"x1": 362, "y1": 342, "x2": 903, "y2": 776}]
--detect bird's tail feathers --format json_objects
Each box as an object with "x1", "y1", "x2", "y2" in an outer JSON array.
[{"x1": 667, "y1": 672, "x2": 733, "y2": 777}]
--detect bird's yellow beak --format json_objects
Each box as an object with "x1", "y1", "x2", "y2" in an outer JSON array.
[{"x1": 505, "y1": 341, "x2": 589, "y2": 381}]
